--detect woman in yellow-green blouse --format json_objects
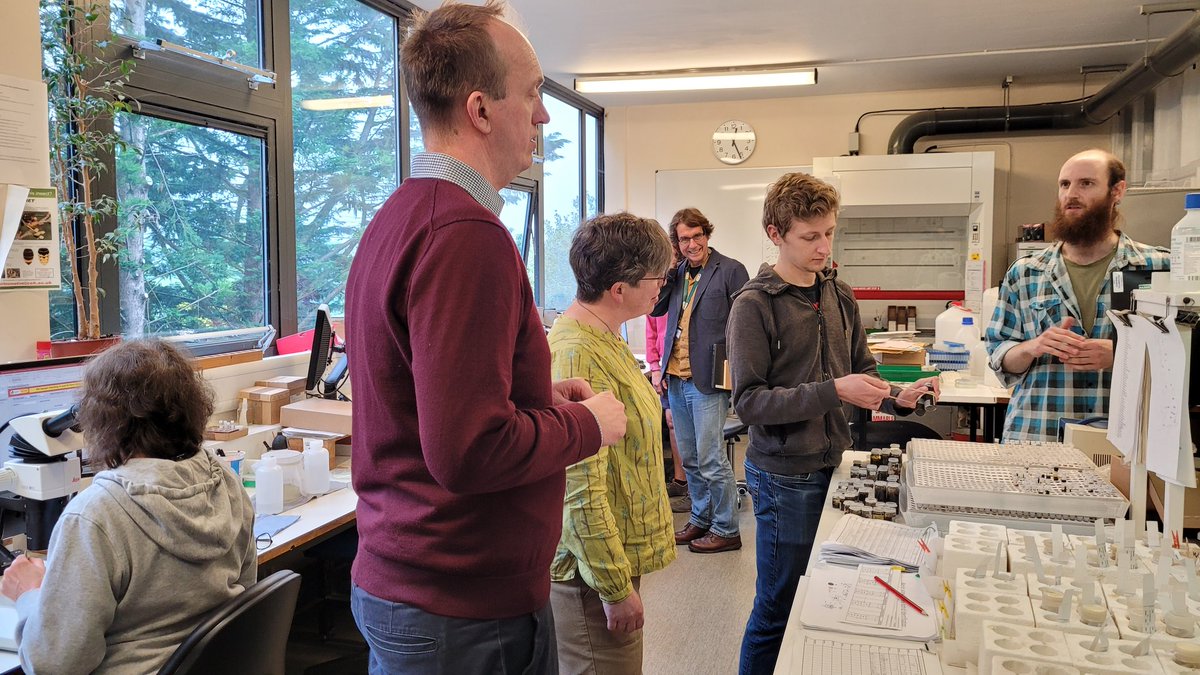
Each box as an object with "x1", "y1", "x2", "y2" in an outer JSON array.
[{"x1": 548, "y1": 212, "x2": 677, "y2": 675}]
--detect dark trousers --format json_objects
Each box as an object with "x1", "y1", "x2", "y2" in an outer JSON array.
[
  {"x1": 738, "y1": 460, "x2": 833, "y2": 675},
  {"x1": 351, "y1": 583, "x2": 559, "y2": 674}
]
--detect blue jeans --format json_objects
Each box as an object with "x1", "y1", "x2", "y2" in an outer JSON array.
[
  {"x1": 667, "y1": 376, "x2": 738, "y2": 537},
  {"x1": 351, "y1": 584, "x2": 558, "y2": 674},
  {"x1": 738, "y1": 460, "x2": 832, "y2": 675}
]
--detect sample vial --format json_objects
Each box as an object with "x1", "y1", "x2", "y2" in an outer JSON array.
[{"x1": 1079, "y1": 603, "x2": 1108, "y2": 628}]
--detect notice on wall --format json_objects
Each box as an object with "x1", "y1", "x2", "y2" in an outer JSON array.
[
  {"x1": 0, "y1": 188, "x2": 61, "y2": 290},
  {"x1": 0, "y1": 73, "x2": 51, "y2": 187}
]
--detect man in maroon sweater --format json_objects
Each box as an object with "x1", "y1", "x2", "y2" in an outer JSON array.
[{"x1": 344, "y1": 2, "x2": 627, "y2": 673}]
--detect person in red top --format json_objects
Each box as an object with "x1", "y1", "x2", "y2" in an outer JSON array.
[
  {"x1": 646, "y1": 314, "x2": 689, "y2": 511},
  {"x1": 343, "y1": 2, "x2": 627, "y2": 672}
]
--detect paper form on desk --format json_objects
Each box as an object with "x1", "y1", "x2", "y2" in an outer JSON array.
[
  {"x1": 788, "y1": 631, "x2": 943, "y2": 675},
  {"x1": 799, "y1": 563, "x2": 940, "y2": 641},
  {"x1": 1106, "y1": 311, "x2": 1145, "y2": 461},
  {"x1": 818, "y1": 514, "x2": 937, "y2": 572},
  {"x1": 1138, "y1": 307, "x2": 1196, "y2": 488}
]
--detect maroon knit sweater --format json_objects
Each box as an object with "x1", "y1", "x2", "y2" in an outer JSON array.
[{"x1": 345, "y1": 178, "x2": 601, "y2": 619}]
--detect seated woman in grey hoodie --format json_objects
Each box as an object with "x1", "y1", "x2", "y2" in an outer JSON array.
[{"x1": 0, "y1": 339, "x2": 257, "y2": 674}]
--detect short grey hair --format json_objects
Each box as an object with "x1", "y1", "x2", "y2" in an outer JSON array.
[{"x1": 570, "y1": 212, "x2": 673, "y2": 303}]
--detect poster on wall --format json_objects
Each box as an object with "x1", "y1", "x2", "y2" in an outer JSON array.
[{"x1": 0, "y1": 188, "x2": 61, "y2": 290}]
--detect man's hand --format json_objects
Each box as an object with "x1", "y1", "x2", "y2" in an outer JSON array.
[
  {"x1": 1030, "y1": 316, "x2": 1086, "y2": 361},
  {"x1": 1063, "y1": 338, "x2": 1114, "y2": 371},
  {"x1": 579, "y1": 391, "x2": 627, "y2": 446},
  {"x1": 895, "y1": 376, "x2": 941, "y2": 408},
  {"x1": 553, "y1": 378, "x2": 596, "y2": 405},
  {"x1": 0, "y1": 555, "x2": 45, "y2": 602},
  {"x1": 602, "y1": 589, "x2": 645, "y2": 634},
  {"x1": 834, "y1": 374, "x2": 891, "y2": 410},
  {"x1": 650, "y1": 370, "x2": 664, "y2": 394}
]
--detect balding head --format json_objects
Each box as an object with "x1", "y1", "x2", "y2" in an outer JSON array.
[{"x1": 1063, "y1": 149, "x2": 1125, "y2": 189}]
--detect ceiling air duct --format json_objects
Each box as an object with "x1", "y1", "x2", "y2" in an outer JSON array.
[{"x1": 887, "y1": 13, "x2": 1200, "y2": 154}]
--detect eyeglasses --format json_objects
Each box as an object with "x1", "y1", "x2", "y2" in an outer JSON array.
[
  {"x1": 677, "y1": 234, "x2": 708, "y2": 246},
  {"x1": 640, "y1": 275, "x2": 667, "y2": 286}
]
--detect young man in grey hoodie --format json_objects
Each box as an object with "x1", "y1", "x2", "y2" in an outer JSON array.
[
  {"x1": 0, "y1": 340, "x2": 257, "y2": 674},
  {"x1": 726, "y1": 172, "x2": 939, "y2": 675}
]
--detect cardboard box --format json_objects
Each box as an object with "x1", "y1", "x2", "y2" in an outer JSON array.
[
  {"x1": 256, "y1": 375, "x2": 306, "y2": 399},
  {"x1": 1108, "y1": 460, "x2": 1200, "y2": 528},
  {"x1": 881, "y1": 349, "x2": 926, "y2": 366},
  {"x1": 238, "y1": 386, "x2": 291, "y2": 425},
  {"x1": 280, "y1": 398, "x2": 353, "y2": 436}
]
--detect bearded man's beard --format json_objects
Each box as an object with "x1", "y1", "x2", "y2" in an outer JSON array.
[{"x1": 1050, "y1": 193, "x2": 1117, "y2": 245}]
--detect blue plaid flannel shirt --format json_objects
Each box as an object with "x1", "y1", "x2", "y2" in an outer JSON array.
[{"x1": 985, "y1": 232, "x2": 1170, "y2": 442}]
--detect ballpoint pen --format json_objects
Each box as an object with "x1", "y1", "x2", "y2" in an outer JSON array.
[{"x1": 874, "y1": 575, "x2": 927, "y2": 615}]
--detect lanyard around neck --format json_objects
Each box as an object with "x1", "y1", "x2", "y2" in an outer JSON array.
[{"x1": 683, "y1": 272, "x2": 701, "y2": 308}]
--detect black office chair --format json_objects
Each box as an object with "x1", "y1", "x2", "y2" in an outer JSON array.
[
  {"x1": 723, "y1": 416, "x2": 749, "y2": 507},
  {"x1": 157, "y1": 570, "x2": 302, "y2": 675}
]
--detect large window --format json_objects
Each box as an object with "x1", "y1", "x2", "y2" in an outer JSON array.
[
  {"x1": 43, "y1": 0, "x2": 602, "y2": 339},
  {"x1": 540, "y1": 85, "x2": 602, "y2": 311},
  {"x1": 290, "y1": 0, "x2": 399, "y2": 326},
  {"x1": 110, "y1": 0, "x2": 262, "y2": 68},
  {"x1": 115, "y1": 114, "x2": 267, "y2": 335}
]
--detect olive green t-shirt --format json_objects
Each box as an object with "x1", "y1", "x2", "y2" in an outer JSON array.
[{"x1": 1063, "y1": 247, "x2": 1116, "y2": 334}]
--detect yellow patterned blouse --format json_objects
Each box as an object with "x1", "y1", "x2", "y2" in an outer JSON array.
[{"x1": 548, "y1": 316, "x2": 676, "y2": 602}]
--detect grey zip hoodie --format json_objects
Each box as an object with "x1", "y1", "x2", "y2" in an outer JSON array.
[
  {"x1": 727, "y1": 264, "x2": 904, "y2": 475},
  {"x1": 15, "y1": 448, "x2": 256, "y2": 674}
]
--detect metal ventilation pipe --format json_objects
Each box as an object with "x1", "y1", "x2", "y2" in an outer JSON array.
[{"x1": 887, "y1": 13, "x2": 1200, "y2": 154}]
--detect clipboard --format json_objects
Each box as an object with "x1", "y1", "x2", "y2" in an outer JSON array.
[{"x1": 712, "y1": 343, "x2": 731, "y2": 390}]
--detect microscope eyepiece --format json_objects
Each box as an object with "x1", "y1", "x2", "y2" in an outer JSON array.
[{"x1": 42, "y1": 404, "x2": 80, "y2": 438}]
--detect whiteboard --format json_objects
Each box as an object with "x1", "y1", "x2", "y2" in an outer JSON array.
[{"x1": 655, "y1": 165, "x2": 812, "y2": 275}]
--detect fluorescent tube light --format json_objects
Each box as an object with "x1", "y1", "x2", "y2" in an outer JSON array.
[
  {"x1": 575, "y1": 67, "x2": 816, "y2": 94},
  {"x1": 299, "y1": 95, "x2": 394, "y2": 111}
]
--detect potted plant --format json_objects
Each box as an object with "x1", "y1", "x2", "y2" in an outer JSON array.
[{"x1": 40, "y1": 0, "x2": 134, "y2": 352}]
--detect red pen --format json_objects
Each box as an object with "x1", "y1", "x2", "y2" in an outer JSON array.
[
  {"x1": 918, "y1": 538, "x2": 931, "y2": 554},
  {"x1": 874, "y1": 575, "x2": 927, "y2": 615}
]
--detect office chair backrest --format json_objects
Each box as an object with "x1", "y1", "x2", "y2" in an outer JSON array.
[{"x1": 157, "y1": 570, "x2": 302, "y2": 675}]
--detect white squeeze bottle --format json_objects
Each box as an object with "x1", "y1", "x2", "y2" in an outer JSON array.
[
  {"x1": 255, "y1": 455, "x2": 284, "y2": 515},
  {"x1": 1170, "y1": 193, "x2": 1200, "y2": 282},
  {"x1": 302, "y1": 438, "x2": 330, "y2": 495}
]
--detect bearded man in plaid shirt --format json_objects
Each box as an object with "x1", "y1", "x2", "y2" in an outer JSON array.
[{"x1": 985, "y1": 149, "x2": 1170, "y2": 443}]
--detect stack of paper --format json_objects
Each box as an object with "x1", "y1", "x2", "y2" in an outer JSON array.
[
  {"x1": 818, "y1": 514, "x2": 936, "y2": 572},
  {"x1": 798, "y1": 563, "x2": 941, "y2": 642}
]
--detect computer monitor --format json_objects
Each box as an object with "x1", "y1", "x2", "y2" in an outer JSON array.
[
  {"x1": 0, "y1": 357, "x2": 87, "y2": 434},
  {"x1": 304, "y1": 304, "x2": 348, "y2": 400},
  {"x1": 0, "y1": 357, "x2": 87, "y2": 540}
]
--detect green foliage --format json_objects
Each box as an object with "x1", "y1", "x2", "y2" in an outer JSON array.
[{"x1": 42, "y1": 0, "x2": 135, "y2": 339}]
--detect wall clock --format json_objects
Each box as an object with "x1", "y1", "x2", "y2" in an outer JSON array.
[{"x1": 712, "y1": 120, "x2": 756, "y2": 165}]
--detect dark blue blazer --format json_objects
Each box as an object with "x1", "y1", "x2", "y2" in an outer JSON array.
[{"x1": 651, "y1": 248, "x2": 749, "y2": 395}]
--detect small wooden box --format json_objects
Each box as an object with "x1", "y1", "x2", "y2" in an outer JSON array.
[
  {"x1": 202, "y1": 425, "x2": 248, "y2": 441},
  {"x1": 238, "y1": 386, "x2": 291, "y2": 425},
  {"x1": 256, "y1": 375, "x2": 306, "y2": 399}
]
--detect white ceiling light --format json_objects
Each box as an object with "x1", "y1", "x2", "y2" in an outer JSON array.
[
  {"x1": 299, "y1": 95, "x2": 394, "y2": 111},
  {"x1": 575, "y1": 66, "x2": 817, "y2": 94}
]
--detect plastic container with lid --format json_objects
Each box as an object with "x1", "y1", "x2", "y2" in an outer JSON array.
[
  {"x1": 935, "y1": 303, "x2": 975, "y2": 349},
  {"x1": 302, "y1": 438, "x2": 331, "y2": 495},
  {"x1": 254, "y1": 455, "x2": 283, "y2": 515},
  {"x1": 260, "y1": 449, "x2": 308, "y2": 509},
  {"x1": 1170, "y1": 193, "x2": 1200, "y2": 282}
]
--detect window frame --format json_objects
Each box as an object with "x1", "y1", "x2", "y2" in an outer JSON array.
[{"x1": 52, "y1": 0, "x2": 601, "y2": 338}]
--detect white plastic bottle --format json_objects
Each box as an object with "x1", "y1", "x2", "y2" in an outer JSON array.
[
  {"x1": 956, "y1": 317, "x2": 984, "y2": 387},
  {"x1": 1170, "y1": 193, "x2": 1200, "y2": 282},
  {"x1": 302, "y1": 439, "x2": 330, "y2": 496},
  {"x1": 255, "y1": 455, "x2": 284, "y2": 515},
  {"x1": 935, "y1": 304, "x2": 973, "y2": 349}
]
